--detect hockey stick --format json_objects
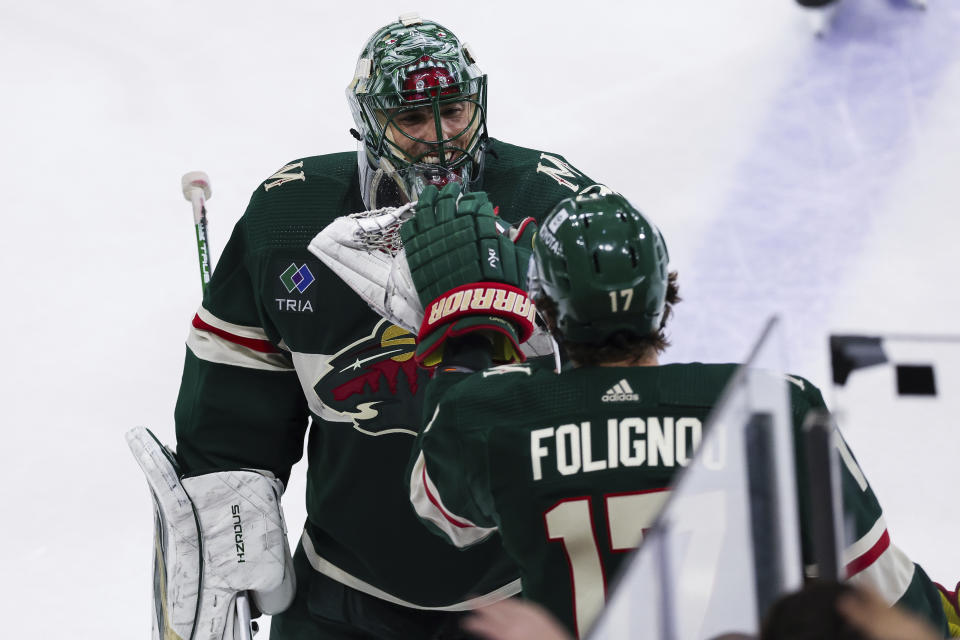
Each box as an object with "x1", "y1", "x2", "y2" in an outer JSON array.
[
  {"x1": 181, "y1": 172, "x2": 213, "y2": 294},
  {"x1": 180, "y1": 172, "x2": 256, "y2": 640}
]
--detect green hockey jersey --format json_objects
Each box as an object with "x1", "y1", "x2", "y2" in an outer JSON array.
[
  {"x1": 410, "y1": 361, "x2": 948, "y2": 637},
  {"x1": 173, "y1": 141, "x2": 606, "y2": 609}
]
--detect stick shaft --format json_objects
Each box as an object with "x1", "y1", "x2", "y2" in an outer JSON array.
[
  {"x1": 182, "y1": 174, "x2": 254, "y2": 636},
  {"x1": 189, "y1": 189, "x2": 212, "y2": 293}
]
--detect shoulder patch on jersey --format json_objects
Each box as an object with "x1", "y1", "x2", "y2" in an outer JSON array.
[
  {"x1": 481, "y1": 363, "x2": 532, "y2": 377},
  {"x1": 279, "y1": 262, "x2": 315, "y2": 294},
  {"x1": 535, "y1": 153, "x2": 581, "y2": 192},
  {"x1": 264, "y1": 161, "x2": 306, "y2": 191},
  {"x1": 272, "y1": 258, "x2": 319, "y2": 314}
]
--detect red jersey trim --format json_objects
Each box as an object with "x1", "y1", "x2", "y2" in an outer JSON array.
[
  {"x1": 422, "y1": 466, "x2": 473, "y2": 529},
  {"x1": 846, "y1": 528, "x2": 890, "y2": 577},
  {"x1": 192, "y1": 314, "x2": 278, "y2": 354}
]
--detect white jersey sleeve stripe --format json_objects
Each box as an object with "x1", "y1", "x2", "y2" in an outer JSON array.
[
  {"x1": 847, "y1": 538, "x2": 916, "y2": 604},
  {"x1": 843, "y1": 515, "x2": 915, "y2": 603},
  {"x1": 187, "y1": 308, "x2": 293, "y2": 372},
  {"x1": 195, "y1": 306, "x2": 271, "y2": 342},
  {"x1": 843, "y1": 515, "x2": 887, "y2": 566},
  {"x1": 409, "y1": 450, "x2": 497, "y2": 548}
]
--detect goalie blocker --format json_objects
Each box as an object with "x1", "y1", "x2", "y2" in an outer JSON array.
[{"x1": 126, "y1": 427, "x2": 296, "y2": 640}]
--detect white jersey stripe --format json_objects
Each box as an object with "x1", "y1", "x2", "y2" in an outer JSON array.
[
  {"x1": 409, "y1": 449, "x2": 498, "y2": 549},
  {"x1": 188, "y1": 306, "x2": 294, "y2": 371},
  {"x1": 187, "y1": 326, "x2": 293, "y2": 371},
  {"x1": 836, "y1": 434, "x2": 868, "y2": 491},
  {"x1": 847, "y1": 541, "x2": 916, "y2": 604},
  {"x1": 841, "y1": 515, "x2": 915, "y2": 604},
  {"x1": 300, "y1": 530, "x2": 520, "y2": 610},
  {"x1": 195, "y1": 306, "x2": 271, "y2": 342},
  {"x1": 843, "y1": 515, "x2": 887, "y2": 565}
]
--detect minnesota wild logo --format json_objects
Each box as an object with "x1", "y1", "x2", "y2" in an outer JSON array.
[{"x1": 313, "y1": 319, "x2": 432, "y2": 436}]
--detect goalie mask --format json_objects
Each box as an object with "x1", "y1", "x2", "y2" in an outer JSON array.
[
  {"x1": 529, "y1": 193, "x2": 670, "y2": 343},
  {"x1": 347, "y1": 14, "x2": 488, "y2": 208}
]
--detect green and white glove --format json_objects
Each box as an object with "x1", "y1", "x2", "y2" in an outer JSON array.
[{"x1": 401, "y1": 182, "x2": 538, "y2": 367}]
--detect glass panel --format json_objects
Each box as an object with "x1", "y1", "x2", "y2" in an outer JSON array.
[
  {"x1": 589, "y1": 317, "x2": 803, "y2": 640},
  {"x1": 831, "y1": 334, "x2": 960, "y2": 583}
]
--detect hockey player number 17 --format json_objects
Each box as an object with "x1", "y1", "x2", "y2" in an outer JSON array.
[
  {"x1": 608, "y1": 289, "x2": 634, "y2": 312},
  {"x1": 544, "y1": 488, "x2": 670, "y2": 638}
]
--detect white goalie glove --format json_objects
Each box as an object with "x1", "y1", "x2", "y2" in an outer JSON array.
[
  {"x1": 308, "y1": 203, "x2": 422, "y2": 334},
  {"x1": 126, "y1": 427, "x2": 296, "y2": 640},
  {"x1": 307, "y1": 204, "x2": 556, "y2": 359}
]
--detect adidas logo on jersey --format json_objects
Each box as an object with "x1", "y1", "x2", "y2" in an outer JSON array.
[{"x1": 602, "y1": 379, "x2": 639, "y2": 402}]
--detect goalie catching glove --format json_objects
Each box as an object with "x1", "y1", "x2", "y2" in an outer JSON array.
[
  {"x1": 307, "y1": 201, "x2": 424, "y2": 334},
  {"x1": 126, "y1": 426, "x2": 296, "y2": 640},
  {"x1": 400, "y1": 183, "x2": 538, "y2": 367}
]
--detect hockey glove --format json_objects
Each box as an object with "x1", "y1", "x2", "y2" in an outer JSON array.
[
  {"x1": 401, "y1": 182, "x2": 538, "y2": 367},
  {"x1": 308, "y1": 201, "x2": 423, "y2": 334},
  {"x1": 126, "y1": 427, "x2": 296, "y2": 640}
]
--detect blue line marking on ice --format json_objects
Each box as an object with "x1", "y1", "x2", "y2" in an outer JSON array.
[{"x1": 669, "y1": 1, "x2": 960, "y2": 370}]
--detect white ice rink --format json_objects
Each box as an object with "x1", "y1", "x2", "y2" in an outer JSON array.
[{"x1": 2, "y1": 1, "x2": 958, "y2": 637}]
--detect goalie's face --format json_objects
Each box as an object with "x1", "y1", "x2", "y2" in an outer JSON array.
[
  {"x1": 347, "y1": 17, "x2": 488, "y2": 207},
  {"x1": 382, "y1": 99, "x2": 479, "y2": 167}
]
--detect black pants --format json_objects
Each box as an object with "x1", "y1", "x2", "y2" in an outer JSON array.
[{"x1": 270, "y1": 543, "x2": 480, "y2": 640}]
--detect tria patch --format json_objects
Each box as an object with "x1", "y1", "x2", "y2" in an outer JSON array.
[
  {"x1": 602, "y1": 379, "x2": 640, "y2": 402},
  {"x1": 280, "y1": 263, "x2": 315, "y2": 294},
  {"x1": 275, "y1": 298, "x2": 314, "y2": 313}
]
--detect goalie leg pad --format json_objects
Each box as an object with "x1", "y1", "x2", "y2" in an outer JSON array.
[{"x1": 126, "y1": 427, "x2": 296, "y2": 640}]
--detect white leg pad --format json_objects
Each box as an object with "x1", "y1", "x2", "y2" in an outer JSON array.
[{"x1": 126, "y1": 427, "x2": 295, "y2": 640}]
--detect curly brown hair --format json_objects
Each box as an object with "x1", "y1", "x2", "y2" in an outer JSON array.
[{"x1": 536, "y1": 271, "x2": 681, "y2": 367}]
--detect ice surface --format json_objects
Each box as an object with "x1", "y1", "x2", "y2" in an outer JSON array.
[{"x1": 2, "y1": 1, "x2": 958, "y2": 637}]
